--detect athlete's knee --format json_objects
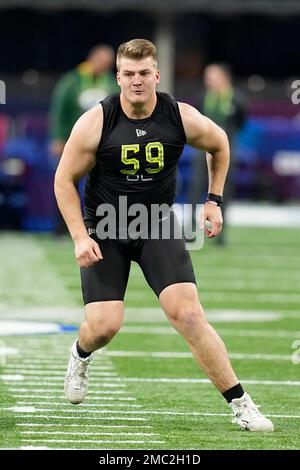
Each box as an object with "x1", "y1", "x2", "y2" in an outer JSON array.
[
  {"x1": 167, "y1": 302, "x2": 207, "y2": 330},
  {"x1": 90, "y1": 326, "x2": 119, "y2": 346},
  {"x1": 86, "y1": 318, "x2": 121, "y2": 345}
]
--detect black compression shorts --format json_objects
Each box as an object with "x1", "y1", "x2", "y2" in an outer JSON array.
[{"x1": 80, "y1": 215, "x2": 196, "y2": 304}]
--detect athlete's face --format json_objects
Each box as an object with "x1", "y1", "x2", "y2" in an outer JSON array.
[{"x1": 117, "y1": 56, "x2": 160, "y2": 105}]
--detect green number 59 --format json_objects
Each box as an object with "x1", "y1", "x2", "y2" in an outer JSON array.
[{"x1": 121, "y1": 142, "x2": 164, "y2": 175}]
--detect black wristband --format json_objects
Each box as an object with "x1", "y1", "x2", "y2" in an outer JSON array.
[{"x1": 206, "y1": 193, "x2": 224, "y2": 206}]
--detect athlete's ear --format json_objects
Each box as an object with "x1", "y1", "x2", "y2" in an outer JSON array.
[
  {"x1": 116, "y1": 71, "x2": 121, "y2": 86},
  {"x1": 156, "y1": 69, "x2": 160, "y2": 84}
]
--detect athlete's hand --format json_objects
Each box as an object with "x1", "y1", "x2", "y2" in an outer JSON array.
[
  {"x1": 74, "y1": 236, "x2": 103, "y2": 267},
  {"x1": 204, "y1": 201, "x2": 223, "y2": 238}
]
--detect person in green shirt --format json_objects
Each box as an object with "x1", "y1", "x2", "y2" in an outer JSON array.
[
  {"x1": 49, "y1": 44, "x2": 119, "y2": 159},
  {"x1": 189, "y1": 63, "x2": 247, "y2": 245},
  {"x1": 49, "y1": 44, "x2": 119, "y2": 235}
]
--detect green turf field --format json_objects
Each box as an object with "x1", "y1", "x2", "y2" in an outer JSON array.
[{"x1": 0, "y1": 227, "x2": 300, "y2": 449}]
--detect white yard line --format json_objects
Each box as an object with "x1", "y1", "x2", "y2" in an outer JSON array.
[
  {"x1": 2, "y1": 306, "x2": 299, "y2": 325},
  {"x1": 124, "y1": 308, "x2": 300, "y2": 321},
  {"x1": 9, "y1": 388, "x2": 127, "y2": 394},
  {"x1": 0, "y1": 306, "x2": 300, "y2": 324},
  {"x1": 6, "y1": 381, "x2": 126, "y2": 387},
  {"x1": 0, "y1": 374, "x2": 24, "y2": 381},
  {"x1": 10, "y1": 362, "x2": 114, "y2": 370},
  {"x1": 10, "y1": 407, "x2": 299, "y2": 415},
  {"x1": 20, "y1": 446, "x2": 50, "y2": 450},
  {"x1": 127, "y1": 291, "x2": 300, "y2": 304},
  {"x1": 17, "y1": 415, "x2": 149, "y2": 421},
  {"x1": 6, "y1": 375, "x2": 299, "y2": 388},
  {"x1": 201, "y1": 254, "x2": 300, "y2": 262},
  {"x1": 202, "y1": 292, "x2": 300, "y2": 303},
  {"x1": 16, "y1": 412, "x2": 300, "y2": 420},
  {"x1": 13, "y1": 395, "x2": 136, "y2": 401},
  {"x1": 0, "y1": 321, "x2": 61, "y2": 336},
  {"x1": 129, "y1": 279, "x2": 300, "y2": 292},
  {"x1": 131, "y1": 265, "x2": 300, "y2": 276},
  {"x1": 218, "y1": 328, "x2": 300, "y2": 338},
  {"x1": 2, "y1": 374, "x2": 122, "y2": 383},
  {"x1": 118, "y1": 326, "x2": 300, "y2": 338},
  {"x1": 15, "y1": 402, "x2": 142, "y2": 408},
  {"x1": 122, "y1": 377, "x2": 300, "y2": 386},
  {"x1": 15, "y1": 411, "x2": 300, "y2": 419},
  {"x1": 122, "y1": 308, "x2": 297, "y2": 323},
  {"x1": 21, "y1": 439, "x2": 165, "y2": 444},
  {"x1": 20, "y1": 431, "x2": 159, "y2": 436},
  {"x1": 104, "y1": 350, "x2": 293, "y2": 361},
  {"x1": 17, "y1": 423, "x2": 153, "y2": 428},
  {"x1": 4, "y1": 369, "x2": 118, "y2": 376}
]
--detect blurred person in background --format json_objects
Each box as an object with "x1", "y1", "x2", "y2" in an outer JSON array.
[
  {"x1": 189, "y1": 63, "x2": 247, "y2": 244},
  {"x1": 49, "y1": 44, "x2": 119, "y2": 235},
  {"x1": 50, "y1": 44, "x2": 118, "y2": 158}
]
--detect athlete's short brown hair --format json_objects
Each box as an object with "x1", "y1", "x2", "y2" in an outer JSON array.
[{"x1": 116, "y1": 39, "x2": 157, "y2": 70}]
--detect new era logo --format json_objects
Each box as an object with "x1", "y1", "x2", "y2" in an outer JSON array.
[{"x1": 136, "y1": 129, "x2": 147, "y2": 137}]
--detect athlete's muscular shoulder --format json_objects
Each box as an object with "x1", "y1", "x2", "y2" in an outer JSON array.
[
  {"x1": 178, "y1": 102, "x2": 228, "y2": 153},
  {"x1": 56, "y1": 105, "x2": 103, "y2": 182},
  {"x1": 69, "y1": 104, "x2": 103, "y2": 154}
]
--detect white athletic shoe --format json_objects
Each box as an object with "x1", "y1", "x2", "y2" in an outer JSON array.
[
  {"x1": 64, "y1": 340, "x2": 94, "y2": 404},
  {"x1": 230, "y1": 393, "x2": 274, "y2": 432}
]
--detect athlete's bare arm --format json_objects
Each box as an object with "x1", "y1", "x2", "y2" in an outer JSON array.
[
  {"x1": 179, "y1": 102, "x2": 230, "y2": 237},
  {"x1": 54, "y1": 105, "x2": 103, "y2": 267}
]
